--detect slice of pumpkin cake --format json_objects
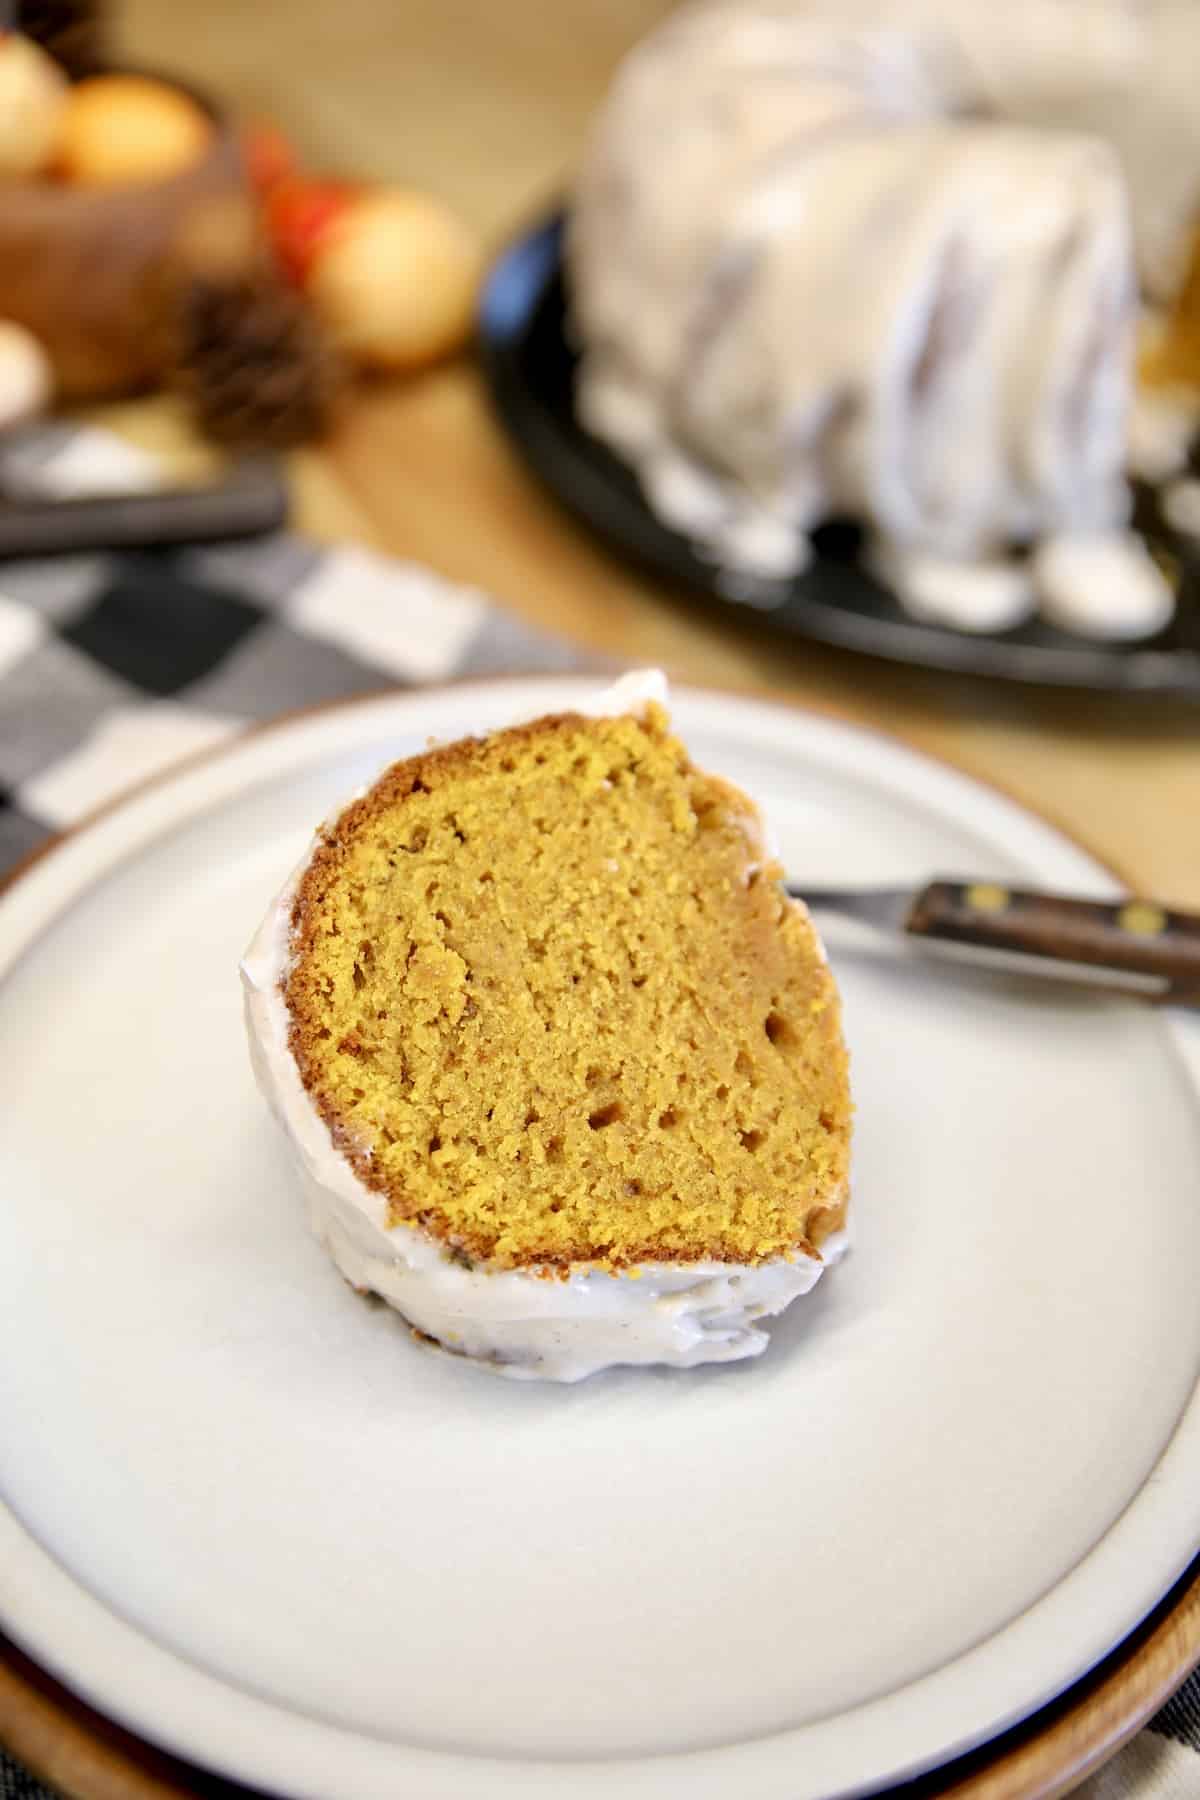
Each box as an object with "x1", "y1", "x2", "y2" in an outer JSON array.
[{"x1": 242, "y1": 671, "x2": 850, "y2": 1381}]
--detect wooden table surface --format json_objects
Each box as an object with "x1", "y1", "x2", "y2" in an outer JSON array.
[{"x1": 109, "y1": 0, "x2": 1198, "y2": 907}]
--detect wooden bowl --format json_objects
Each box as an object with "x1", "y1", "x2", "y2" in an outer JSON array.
[{"x1": 0, "y1": 76, "x2": 254, "y2": 400}]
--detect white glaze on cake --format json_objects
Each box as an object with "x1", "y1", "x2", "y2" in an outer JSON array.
[
  {"x1": 570, "y1": 0, "x2": 1200, "y2": 638},
  {"x1": 241, "y1": 673, "x2": 848, "y2": 1383},
  {"x1": 1031, "y1": 531, "x2": 1175, "y2": 639},
  {"x1": 1127, "y1": 388, "x2": 1199, "y2": 484},
  {"x1": 869, "y1": 544, "x2": 1036, "y2": 635},
  {"x1": 1162, "y1": 476, "x2": 1200, "y2": 538}
]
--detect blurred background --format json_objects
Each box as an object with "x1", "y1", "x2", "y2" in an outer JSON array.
[
  {"x1": 118, "y1": 0, "x2": 673, "y2": 234},
  {"x1": 0, "y1": 0, "x2": 1195, "y2": 895}
]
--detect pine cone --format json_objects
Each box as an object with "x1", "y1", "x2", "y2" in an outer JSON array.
[
  {"x1": 171, "y1": 273, "x2": 344, "y2": 451},
  {"x1": 17, "y1": 0, "x2": 107, "y2": 77}
]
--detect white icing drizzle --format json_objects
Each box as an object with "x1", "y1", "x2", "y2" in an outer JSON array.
[
  {"x1": 1128, "y1": 388, "x2": 1199, "y2": 484},
  {"x1": 1032, "y1": 530, "x2": 1175, "y2": 639},
  {"x1": 240, "y1": 673, "x2": 848, "y2": 1383},
  {"x1": 570, "y1": 0, "x2": 1146, "y2": 581},
  {"x1": 1162, "y1": 476, "x2": 1200, "y2": 538},
  {"x1": 871, "y1": 542, "x2": 1036, "y2": 634},
  {"x1": 569, "y1": 0, "x2": 1200, "y2": 645}
]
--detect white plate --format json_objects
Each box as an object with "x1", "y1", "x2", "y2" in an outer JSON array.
[{"x1": 2, "y1": 678, "x2": 1199, "y2": 1800}]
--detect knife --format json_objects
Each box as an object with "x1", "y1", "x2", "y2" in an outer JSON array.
[
  {"x1": 787, "y1": 879, "x2": 1200, "y2": 1003},
  {"x1": 0, "y1": 457, "x2": 288, "y2": 559}
]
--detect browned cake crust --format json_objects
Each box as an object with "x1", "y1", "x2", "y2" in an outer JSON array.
[{"x1": 284, "y1": 704, "x2": 851, "y2": 1272}]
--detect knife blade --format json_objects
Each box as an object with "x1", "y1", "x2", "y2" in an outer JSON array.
[
  {"x1": 0, "y1": 457, "x2": 288, "y2": 559},
  {"x1": 787, "y1": 879, "x2": 1200, "y2": 1003}
]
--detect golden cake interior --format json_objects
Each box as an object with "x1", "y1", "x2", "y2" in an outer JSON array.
[{"x1": 285, "y1": 704, "x2": 850, "y2": 1271}]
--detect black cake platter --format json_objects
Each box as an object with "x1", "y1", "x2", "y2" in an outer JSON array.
[{"x1": 479, "y1": 212, "x2": 1200, "y2": 701}]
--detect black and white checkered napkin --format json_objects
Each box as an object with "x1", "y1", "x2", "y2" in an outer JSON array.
[
  {"x1": 0, "y1": 468, "x2": 1196, "y2": 1800},
  {"x1": 0, "y1": 529, "x2": 589, "y2": 871}
]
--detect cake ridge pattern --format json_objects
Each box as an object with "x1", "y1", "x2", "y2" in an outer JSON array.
[{"x1": 569, "y1": 0, "x2": 1200, "y2": 583}]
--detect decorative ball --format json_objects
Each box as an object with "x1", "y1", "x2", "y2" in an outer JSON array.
[
  {"x1": 306, "y1": 188, "x2": 483, "y2": 371},
  {"x1": 56, "y1": 74, "x2": 213, "y2": 187},
  {"x1": 265, "y1": 176, "x2": 358, "y2": 289},
  {"x1": 0, "y1": 33, "x2": 68, "y2": 179},
  {"x1": 243, "y1": 121, "x2": 297, "y2": 197},
  {"x1": 0, "y1": 320, "x2": 54, "y2": 429}
]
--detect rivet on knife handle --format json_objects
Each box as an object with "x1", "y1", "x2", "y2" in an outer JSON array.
[{"x1": 905, "y1": 882, "x2": 1200, "y2": 1001}]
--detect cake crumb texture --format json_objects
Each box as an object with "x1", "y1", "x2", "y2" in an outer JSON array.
[{"x1": 285, "y1": 704, "x2": 850, "y2": 1270}]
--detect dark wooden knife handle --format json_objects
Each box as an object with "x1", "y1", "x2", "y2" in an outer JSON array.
[{"x1": 906, "y1": 881, "x2": 1200, "y2": 1000}]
